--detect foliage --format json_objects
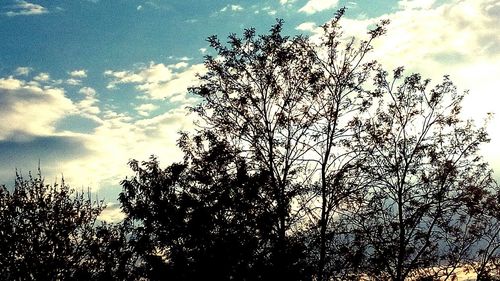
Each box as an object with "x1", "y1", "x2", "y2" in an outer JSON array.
[
  {"x1": 1, "y1": 10, "x2": 498, "y2": 281},
  {"x1": 0, "y1": 171, "x2": 122, "y2": 280},
  {"x1": 119, "y1": 132, "x2": 313, "y2": 280},
  {"x1": 189, "y1": 10, "x2": 390, "y2": 280}
]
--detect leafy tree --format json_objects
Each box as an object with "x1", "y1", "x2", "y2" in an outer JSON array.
[
  {"x1": 119, "y1": 132, "x2": 313, "y2": 280},
  {"x1": 190, "y1": 20, "x2": 320, "y2": 277},
  {"x1": 82, "y1": 222, "x2": 136, "y2": 280},
  {"x1": 189, "y1": 12, "x2": 392, "y2": 280},
  {"x1": 0, "y1": 170, "x2": 122, "y2": 280},
  {"x1": 354, "y1": 67, "x2": 500, "y2": 280}
]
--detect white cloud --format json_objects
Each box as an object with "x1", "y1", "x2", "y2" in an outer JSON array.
[
  {"x1": 230, "y1": 4, "x2": 244, "y2": 11},
  {"x1": 137, "y1": 5, "x2": 143, "y2": 11},
  {"x1": 398, "y1": 0, "x2": 436, "y2": 10},
  {"x1": 262, "y1": 6, "x2": 278, "y2": 15},
  {"x1": 0, "y1": 76, "x2": 74, "y2": 139},
  {"x1": 60, "y1": 107, "x2": 196, "y2": 192},
  {"x1": 79, "y1": 87, "x2": 96, "y2": 97},
  {"x1": 220, "y1": 4, "x2": 244, "y2": 12},
  {"x1": 6, "y1": 1, "x2": 48, "y2": 17},
  {"x1": 136, "y1": 103, "x2": 158, "y2": 112},
  {"x1": 299, "y1": 0, "x2": 339, "y2": 14},
  {"x1": 137, "y1": 64, "x2": 205, "y2": 100},
  {"x1": 347, "y1": 1, "x2": 358, "y2": 9},
  {"x1": 364, "y1": 0, "x2": 500, "y2": 74},
  {"x1": 77, "y1": 87, "x2": 100, "y2": 116},
  {"x1": 0, "y1": 69, "x2": 198, "y2": 196},
  {"x1": 144, "y1": 1, "x2": 161, "y2": 10},
  {"x1": 135, "y1": 103, "x2": 159, "y2": 116},
  {"x1": 140, "y1": 63, "x2": 173, "y2": 82},
  {"x1": 0, "y1": 76, "x2": 24, "y2": 90},
  {"x1": 98, "y1": 203, "x2": 125, "y2": 222},
  {"x1": 15, "y1": 67, "x2": 32, "y2": 76},
  {"x1": 172, "y1": 62, "x2": 189, "y2": 69},
  {"x1": 280, "y1": 0, "x2": 296, "y2": 5},
  {"x1": 0, "y1": 92, "x2": 193, "y2": 194},
  {"x1": 66, "y1": 78, "x2": 82, "y2": 86},
  {"x1": 105, "y1": 62, "x2": 206, "y2": 101},
  {"x1": 69, "y1": 69, "x2": 87, "y2": 78},
  {"x1": 105, "y1": 62, "x2": 172, "y2": 91},
  {"x1": 168, "y1": 56, "x2": 192, "y2": 61},
  {"x1": 199, "y1": 48, "x2": 207, "y2": 54},
  {"x1": 105, "y1": 62, "x2": 172, "y2": 86},
  {"x1": 296, "y1": 22, "x2": 319, "y2": 32},
  {"x1": 33, "y1": 72, "x2": 50, "y2": 82}
]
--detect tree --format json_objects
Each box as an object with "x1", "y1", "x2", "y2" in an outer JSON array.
[
  {"x1": 119, "y1": 131, "x2": 313, "y2": 280},
  {"x1": 0, "y1": 170, "x2": 121, "y2": 280},
  {"x1": 465, "y1": 180, "x2": 500, "y2": 280},
  {"x1": 297, "y1": 9, "x2": 388, "y2": 280},
  {"x1": 189, "y1": 12, "x2": 392, "y2": 280},
  {"x1": 83, "y1": 222, "x2": 136, "y2": 280},
  {"x1": 190, "y1": 20, "x2": 320, "y2": 277},
  {"x1": 353, "y1": 67, "x2": 500, "y2": 280}
]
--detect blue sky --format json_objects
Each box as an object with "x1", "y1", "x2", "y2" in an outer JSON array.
[{"x1": 1, "y1": 0, "x2": 499, "y2": 220}]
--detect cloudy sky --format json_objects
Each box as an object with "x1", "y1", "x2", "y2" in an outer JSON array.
[{"x1": 0, "y1": 0, "x2": 499, "y2": 219}]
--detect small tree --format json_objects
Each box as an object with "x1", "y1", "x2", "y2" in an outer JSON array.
[
  {"x1": 0, "y1": 170, "x2": 114, "y2": 280},
  {"x1": 83, "y1": 222, "x2": 135, "y2": 280}
]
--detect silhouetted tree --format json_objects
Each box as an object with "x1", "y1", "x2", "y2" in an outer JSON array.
[
  {"x1": 296, "y1": 9, "x2": 388, "y2": 280},
  {"x1": 119, "y1": 131, "x2": 313, "y2": 280},
  {"x1": 117, "y1": 10, "x2": 499, "y2": 281},
  {"x1": 0, "y1": 171, "x2": 123, "y2": 280},
  {"x1": 189, "y1": 12, "x2": 393, "y2": 280},
  {"x1": 190, "y1": 20, "x2": 320, "y2": 277},
  {"x1": 353, "y1": 67, "x2": 500, "y2": 280},
  {"x1": 82, "y1": 222, "x2": 136, "y2": 280},
  {"x1": 466, "y1": 180, "x2": 500, "y2": 280}
]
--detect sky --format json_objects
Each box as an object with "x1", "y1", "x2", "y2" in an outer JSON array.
[{"x1": 0, "y1": 0, "x2": 499, "y2": 221}]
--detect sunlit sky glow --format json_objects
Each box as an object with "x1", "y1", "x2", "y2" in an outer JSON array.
[{"x1": 1, "y1": 0, "x2": 499, "y2": 220}]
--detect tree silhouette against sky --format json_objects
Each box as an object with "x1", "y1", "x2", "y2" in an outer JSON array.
[{"x1": 0, "y1": 10, "x2": 498, "y2": 281}]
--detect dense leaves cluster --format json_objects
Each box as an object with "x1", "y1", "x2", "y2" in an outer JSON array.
[
  {"x1": 120, "y1": 131, "x2": 312, "y2": 280},
  {"x1": 0, "y1": 11, "x2": 498, "y2": 281}
]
